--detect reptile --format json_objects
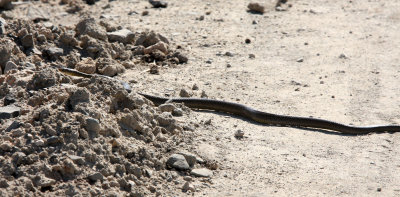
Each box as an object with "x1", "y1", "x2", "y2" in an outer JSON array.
[{"x1": 58, "y1": 67, "x2": 400, "y2": 135}]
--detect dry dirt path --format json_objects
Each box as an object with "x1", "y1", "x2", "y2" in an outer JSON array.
[{"x1": 121, "y1": 1, "x2": 400, "y2": 196}]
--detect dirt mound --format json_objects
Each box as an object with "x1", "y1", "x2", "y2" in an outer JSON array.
[{"x1": 0, "y1": 15, "x2": 206, "y2": 197}]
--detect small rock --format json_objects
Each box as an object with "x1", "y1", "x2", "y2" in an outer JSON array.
[
  {"x1": 172, "y1": 52, "x2": 188, "y2": 64},
  {"x1": 85, "y1": 118, "x2": 101, "y2": 134},
  {"x1": 0, "y1": 17, "x2": 6, "y2": 35},
  {"x1": 21, "y1": 34, "x2": 35, "y2": 48},
  {"x1": 179, "y1": 89, "x2": 190, "y2": 97},
  {"x1": 296, "y1": 57, "x2": 304, "y2": 62},
  {"x1": 245, "y1": 38, "x2": 251, "y2": 44},
  {"x1": 75, "y1": 58, "x2": 96, "y2": 74},
  {"x1": 27, "y1": 6, "x2": 50, "y2": 22},
  {"x1": 44, "y1": 47, "x2": 64, "y2": 58},
  {"x1": 46, "y1": 136, "x2": 63, "y2": 145},
  {"x1": 0, "y1": 0, "x2": 12, "y2": 10},
  {"x1": 249, "y1": 54, "x2": 255, "y2": 59},
  {"x1": 3, "y1": 61, "x2": 17, "y2": 74},
  {"x1": 339, "y1": 53, "x2": 347, "y2": 59},
  {"x1": 135, "y1": 31, "x2": 169, "y2": 47},
  {"x1": 34, "y1": 139, "x2": 45, "y2": 146},
  {"x1": 11, "y1": 128, "x2": 24, "y2": 137},
  {"x1": 34, "y1": 176, "x2": 56, "y2": 188},
  {"x1": 149, "y1": 0, "x2": 168, "y2": 8},
  {"x1": 0, "y1": 141, "x2": 12, "y2": 151},
  {"x1": 144, "y1": 42, "x2": 168, "y2": 55},
  {"x1": 88, "y1": 172, "x2": 104, "y2": 182},
  {"x1": 69, "y1": 88, "x2": 90, "y2": 106},
  {"x1": 178, "y1": 152, "x2": 197, "y2": 167},
  {"x1": 225, "y1": 51, "x2": 234, "y2": 57},
  {"x1": 142, "y1": 10, "x2": 149, "y2": 16},
  {"x1": 166, "y1": 154, "x2": 190, "y2": 170},
  {"x1": 36, "y1": 34, "x2": 46, "y2": 42},
  {"x1": 107, "y1": 29, "x2": 135, "y2": 44},
  {"x1": 6, "y1": 120, "x2": 22, "y2": 132},
  {"x1": 182, "y1": 181, "x2": 195, "y2": 192},
  {"x1": 190, "y1": 168, "x2": 213, "y2": 177},
  {"x1": 172, "y1": 108, "x2": 183, "y2": 116},
  {"x1": 76, "y1": 18, "x2": 107, "y2": 41},
  {"x1": 0, "y1": 105, "x2": 20, "y2": 120},
  {"x1": 192, "y1": 84, "x2": 198, "y2": 90},
  {"x1": 68, "y1": 155, "x2": 85, "y2": 165},
  {"x1": 4, "y1": 96, "x2": 16, "y2": 106},
  {"x1": 159, "y1": 103, "x2": 176, "y2": 112},
  {"x1": 235, "y1": 129, "x2": 245, "y2": 138},
  {"x1": 248, "y1": 3, "x2": 265, "y2": 14},
  {"x1": 201, "y1": 90, "x2": 208, "y2": 98},
  {"x1": 0, "y1": 178, "x2": 9, "y2": 188}
]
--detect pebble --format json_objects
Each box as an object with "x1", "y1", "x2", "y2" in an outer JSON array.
[
  {"x1": 68, "y1": 155, "x2": 85, "y2": 165},
  {"x1": 177, "y1": 152, "x2": 197, "y2": 167},
  {"x1": 85, "y1": 118, "x2": 101, "y2": 134},
  {"x1": 69, "y1": 88, "x2": 90, "y2": 106},
  {"x1": 249, "y1": 54, "x2": 255, "y2": 59},
  {"x1": 4, "y1": 61, "x2": 17, "y2": 74},
  {"x1": 172, "y1": 52, "x2": 188, "y2": 64},
  {"x1": 182, "y1": 181, "x2": 195, "y2": 192},
  {"x1": 46, "y1": 136, "x2": 63, "y2": 145},
  {"x1": 76, "y1": 18, "x2": 108, "y2": 41},
  {"x1": 247, "y1": 3, "x2": 265, "y2": 14},
  {"x1": 296, "y1": 57, "x2": 304, "y2": 62},
  {"x1": 21, "y1": 34, "x2": 35, "y2": 48},
  {"x1": 0, "y1": 105, "x2": 20, "y2": 120},
  {"x1": 88, "y1": 172, "x2": 104, "y2": 182},
  {"x1": 149, "y1": 0, "x2": 168, "y2": 8},
  {"x1": 5, "y1": 120, "x2": 22, "y2": 132},
  {"x1": 0, "y1": 141, "x2": 12, "y2": 151},
  {"x1": 339, "y1": 53, "x2": 347, "y2": 59},
  {"x1": 0, "y1": 17, "x2": 6, "y2": 35},
  {"x1": 26, "y1": 6, "x2": 50, "y2": 22},
  {"x1": 234, "y1": 129, "x2": 245, "y2": 138},
  {"x1": 0, "y1": 0, "x2": 12, "y2": 9},
  {"x1": 34, "y1": 139, "x2": 45, "y2": 146},
  {"x1": 172, "y1": 108, "x2": 183, "y2": 116},
  {"x1": 45, "y1": 47, "x2": 64, "y2": 58},
  {"x1": 166, "y1": 154, "x2": 190, "y2": 170},
  {"x1": 107, "y1": 29, "x2": 135, "y2": 44},
  {"x1": 179, "y1": 89, "x2": 190, "y2": 97},
  {"x1": 159, "y1": 103, "x2": 176, "y2": 112},
  {"x1": 144, "y1": 42, "x2": 168, "y2": 55},
  {"x1": 225, "y1": 51, "x2": 234, "y2": 57},
  {"x1": 0, "y1": 178, "x2": 9, "y2": 188},
  {"x1": 190, "y1": 168, "x2": 213, "y2": 177}
]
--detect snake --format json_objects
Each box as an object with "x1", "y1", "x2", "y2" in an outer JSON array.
[
  {"x1": 138, "y1": 93, "x2": 400, "y2": 135},
  {"x1": 58, "y1": 67, "x2": 400, "y2": 135}
]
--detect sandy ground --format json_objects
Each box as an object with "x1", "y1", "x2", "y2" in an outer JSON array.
[
  {"x1": 127, "y1": 1, "x2": 400, "y2": 196},
  {"x1": 2, "y1": 0, "x2": 400, "y2": 196}
]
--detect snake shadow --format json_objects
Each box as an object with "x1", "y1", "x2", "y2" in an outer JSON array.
[{"x1": 192, "y1": 109, "x2": 379, "y2": 137}]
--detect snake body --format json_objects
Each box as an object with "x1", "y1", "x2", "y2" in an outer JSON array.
[
  {"x1": 57, "y1": 67, "x2": 400, "y2": 135},
  {"x1": 139, "y1": 93, "x2": 400, "y2": 135}
]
